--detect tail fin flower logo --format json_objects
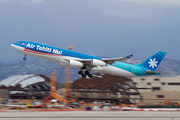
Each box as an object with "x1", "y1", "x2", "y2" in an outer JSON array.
[{"x1": 148, "y1": 58, "x2": 158, "y2": 69}]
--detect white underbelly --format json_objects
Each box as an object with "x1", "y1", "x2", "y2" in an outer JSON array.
[{"x1": 101, "y1": 65, "x2": 136, "y2": 76}]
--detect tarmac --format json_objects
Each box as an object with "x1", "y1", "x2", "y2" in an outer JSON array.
[{"x1": 0, "y1": 111, "x2": 180, "y2": 120}]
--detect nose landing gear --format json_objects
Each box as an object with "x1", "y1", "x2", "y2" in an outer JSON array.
[{"x1": 23, "y1": 55, "x2": 27, "y2": 61}]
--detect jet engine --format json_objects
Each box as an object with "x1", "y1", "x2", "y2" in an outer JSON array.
[
  {"x1": 58, "y1": 63, "x2": 68, "y2": 67},
  {"x1": 58, "y1": 59, "x2": 83, "y2": 68},
  {"x1": 91, "y1": 59, "x2": 106, "y2": 66},
  {"x1": 91, "y1": 66, "x2": 104, "y2": 72},
  {"x1": 69, "y1": 60, "x2": 83, "y2": 68}
]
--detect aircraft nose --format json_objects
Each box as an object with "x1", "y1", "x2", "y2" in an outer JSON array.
[
  {"x1": 11, "y1": 43, "x2": 20, "y2": 51},
  {"x1": 11, "y1": 43, "x2": 16, "y2": 49}
]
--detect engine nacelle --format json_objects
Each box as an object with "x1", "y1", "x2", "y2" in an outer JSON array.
[
  {"x1": 58, "y1": 59, "x2": 83, "y2": 68},
  {"x1": 91, "y1": 59, "x2": 106, "y2": 66},
  {"x1": 91, "y1": 66, "x2": 104, "y2": 72},
  {"x1": 58, "y1": 63, "x2": 68, "y2": 67},
  {"x1": 58, "y1": 59, "x2": 69, "y2": 65},
  {"x1": 69, "y1": 60, "x2": 83, "y2": 68}
]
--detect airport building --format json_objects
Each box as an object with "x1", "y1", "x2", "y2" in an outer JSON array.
[
  {"x1": 0, "y1": 74, "x2": 50, "y2": 99},
  {"x1": 0, "y1": 73, "x2": 180, "y2": 105},
  {"x1": 132, "y1": 77, "x2": 180, "y2": 104},
  {"x1": 71, "y1": 73, "x2": 142, "y2": 104}
]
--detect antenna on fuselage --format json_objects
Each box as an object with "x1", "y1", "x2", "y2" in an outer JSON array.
[{"x1": 68, "y1": 44, "x2": 74, "y2": 50}]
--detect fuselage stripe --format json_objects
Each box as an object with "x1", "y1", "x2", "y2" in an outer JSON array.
[
  {"x1": 157, "y1": 52, "x2": 163, "y2": 61},
  {"x1": 24, "y1": 48, "x2": 64, "y2": 57}
]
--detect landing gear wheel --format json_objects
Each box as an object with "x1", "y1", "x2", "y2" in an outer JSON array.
[
  {"x1": 82, "y1": 74, "x2": 86, "y2": 78},
  {"x1": 88, "y1": 74, "x2": 93, "y2": 78},
  {"x1": 23, "y1": 55, "x2": 27, "y2": 61},
  {"x1": 78, "y1": 71, "x2": 83, "y2": 74},
  {"x1": 23, "y1": 57, "x2": 27, "y2": 60},
  {"x1": 85, "y1": 71, "x2": 89, "y2": 75}
]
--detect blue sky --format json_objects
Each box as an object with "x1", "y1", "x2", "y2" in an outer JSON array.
[{"x1": 1, "y1": 0, "x2": 180, "y2": 61}]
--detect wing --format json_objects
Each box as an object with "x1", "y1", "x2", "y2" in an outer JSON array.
[
  {"x1": 77, "y1": 54, "x2": 133, "y2": 65},
  {"x1": 101, "y1": 54, "x2": 133, "y2": 64}
]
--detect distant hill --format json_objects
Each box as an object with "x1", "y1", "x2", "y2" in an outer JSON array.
[
  {"x1": 0, "y1": 59, "x2": 78, "y2": 83},
  {"x1": 0, "y1": 58, "x2": 179, "y2": 82}
]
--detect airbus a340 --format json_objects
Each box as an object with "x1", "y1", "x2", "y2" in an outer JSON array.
[{"x1": 11, "y1": 41, "x2": 167, "y2": 78}]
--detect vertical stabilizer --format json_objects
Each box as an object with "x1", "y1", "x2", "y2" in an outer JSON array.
[{"x1": 137, "y1": 51, "x2": 167, "y2": 71}]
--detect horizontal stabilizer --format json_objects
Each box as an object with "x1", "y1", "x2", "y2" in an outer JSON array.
[{"x1": 145, "y1": 70, "x2": 167, "y2": 75}]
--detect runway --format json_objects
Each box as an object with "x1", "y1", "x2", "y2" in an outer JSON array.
[{"x1": 0, "y1": 111, "x2": 179, "y2": 120}]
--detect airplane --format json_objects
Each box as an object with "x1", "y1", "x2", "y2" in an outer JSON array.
[{"x1": 11, "y1": 41, "x2": 167, "y2": 78}]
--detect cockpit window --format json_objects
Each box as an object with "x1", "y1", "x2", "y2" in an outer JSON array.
[{"x1": 17, "y1": 42, "x2": 21, "y2": 44}]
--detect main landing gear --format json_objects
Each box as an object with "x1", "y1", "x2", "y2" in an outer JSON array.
[
  {"x1": 23, "y1": 55, "x2": 27, "y2": 61},
  {"x1": 78, "y1": 70, "x2": 93, "y2": 78}
]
